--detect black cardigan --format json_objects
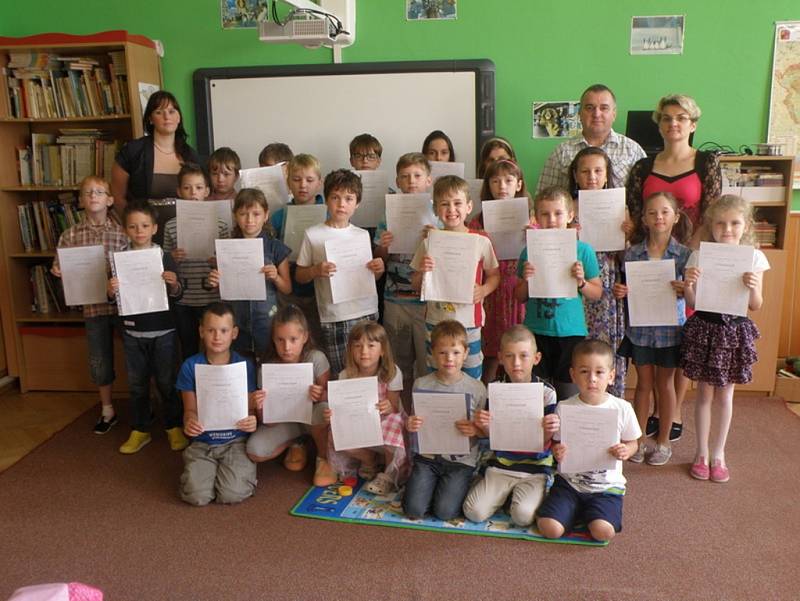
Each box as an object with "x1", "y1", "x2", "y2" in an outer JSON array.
[{"x1": 115, "y1": 136, "x2": 200, "y2": 201}]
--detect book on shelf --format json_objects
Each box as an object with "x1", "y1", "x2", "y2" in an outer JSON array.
[
  {"x1": 19, "y1": 129, "x2": 121, "y2": 186},
  {"x1": 753, "y1": 220, "x2": 777, "y2": 249},
  {"x1": 17, "y1": 194, "x2": 82, "y2": 252},
  {"x1": 3, "y1": 50, "x2": 130, "y2": 119},
  {"x1": 30, "y1": 264, "x2": 65, "y2": 314}
]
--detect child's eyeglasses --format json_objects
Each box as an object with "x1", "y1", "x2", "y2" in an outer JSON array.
[
  {"x1": 81, "y1": 189, "x2": 109, "y2": 197},
  {"x1": 352, "y1": 152, "x2": 379, "y2": 161}
]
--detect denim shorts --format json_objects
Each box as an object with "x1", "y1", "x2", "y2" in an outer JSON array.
[{"x1": 84, "y1": 314, "x2": 119, "y2": 386}]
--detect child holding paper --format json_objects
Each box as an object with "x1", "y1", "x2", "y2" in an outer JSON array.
[
  {"x1": 348, "y1": 133, "x2": 383, "y2": 171},
  {"x1": 51, "y1": 175, "x2": 127, "y2": 434},
  {"x1": 179, "y1": 302, "x2": 260, "y2": 506},
  {"x1": 295, "y1": 169, "x2": 385, "y2": 376},
  {"x1": 207, "y1": 147, "x2": 240, "y2": 200},
  {"x1": 462, "y1": 326, "x2": 558, "y2": 526},
  {"x1": 468, "y1": 159, "x2": 531, "y2": 383},
  {"x1": 410, "y1": 176, "x2": 500, "y2": 380},
  {"x1": 207, "y1": 188, "x2": 291, "y2": 359},
  {"x1": 326, "y1": 321, "x2": 409, "y2": 495},
  {"x1": 614, "y1": 192, "x2": 692, "y2": 465},
  {"x1": 680, "y1": 195, "x2": 768, "y2": 483},
  {"x1": 536, "y1": 340, "x2": 640, "y2": 542},
  {"x1": 374, "y1": 153, "x2": 433, "y2": 384},
  {"x1": 404, "y1": 320, "x2": 487, "y2": 520},
  {"x1": 108, "y1": 201, "x2": 187, "y2": 454},
  {"x1": 514, "y1": 186, "x2": 602, "y2": 400},
  {"x1": 568, "y1": 147, "x2": 633, "y2": 396},
  {"x1": 163, "y1": 163, "x2": 230, "y2": 359},
  {"x1": 247, "y1": 305, "x2": 335, "y2": 487}
]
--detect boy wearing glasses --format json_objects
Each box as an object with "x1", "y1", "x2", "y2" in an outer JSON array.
[
  {"x1": 348, "y1": 133, "x2": 383, "y2": 171},
  {"x1": 51, "y1": 176, "x2": 128, "y2": 434}
]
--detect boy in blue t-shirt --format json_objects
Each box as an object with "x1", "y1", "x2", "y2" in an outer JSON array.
[
  {"x1": 462, "y1": 325, "x2": 559, "y2": 527},
  {"x1": 178, "y1": 302, "x2": 261, "y2": 506},
  {"x1": 514, "y1": 186, "x2": 602, "y2": 400}
]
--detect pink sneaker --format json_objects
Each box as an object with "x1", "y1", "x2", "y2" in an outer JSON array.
[
  {"x1": 690, "y1": 457, "x2": 709, "y2": 480},
  {"x1": 710, "y1": 459, "x2": 730, "y2": 483}
]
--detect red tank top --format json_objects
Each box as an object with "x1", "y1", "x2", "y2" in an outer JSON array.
[{"x1": 642, "y1": 171, "x2": 703, "y2": 226}]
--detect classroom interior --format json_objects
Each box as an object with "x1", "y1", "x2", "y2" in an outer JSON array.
[{"x1": 1, "y1": 2, "x2": 800, "y2": 600}]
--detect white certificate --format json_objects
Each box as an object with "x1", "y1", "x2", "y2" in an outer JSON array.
[
  {"x1": 525, "y1": 228, "x2": 578, "y2": 298},
  {"x1": 558, "y1": 404, "x2": 619, "y2": 474},
  {"x1": 429, "y1": 161, "x2": 465, "y2": 186},
  {"x1": 421, "y1": 229, "x2": 479, "y2": 304},
  {"x1": 261, "y1": 363, "x2": 313, "y2": 424},
  {"x1": 176, "y1": 200, "x2": 217, "y2": 259},
  {"x1": 482, "y1": 197, "x2": 530, "y2": 260},
  {"x1": 238, "y1": 164, "x2": 290, "y2": 213},
  {"x1": 211, "y1": 199, "x2": 234, "y2": 232},
  {"x1": 578, "y1": 188, "x2": 626, "y2": 252},
  {"x1": 112, "y1": 247, "x2": 169, "y2": 316},
  {"x1": 385, "y1": 193, "x2": 437, "y2": 255},
  {"x1": 695, "y1": 242, "x2": 755, "y2": 317},
  {"x1": 215, "y1": 238, "x2": 266, "y2": 301},
  {"x1": 328, "y1": 376, "x2": 383, "y2": 451},
  {"x1": 57, "y1": 245, "x2": 107, "y2": 306},
  {"x1": 412, "y1": 392, "x2": 470, "y2": 456},
  {"x1": 488, "y1": 382, "x2": 544, "y2": 453},
  {"x1": 466, "y1": 178, "x2": 483, "y2": 220},
  {"x1": 352, "y1": 170, "x2": 390, "y2": 228},
  {"x1": 195, "y1": 362, "x2": 249, "y2": 431},
  {"x1": 625, "y1": 259, "x2": 678, "y2": 327},
  {"x1": 283, "y1": 204, "x2": 327, "y2": 261},
  {"x1": 325, "y1": 232, "x2": 376, "y2": 303}
]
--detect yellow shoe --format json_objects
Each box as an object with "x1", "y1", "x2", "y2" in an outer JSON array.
[
  {"x1": 166, "y1": 427, "x2": 189, "y2": 451},
  {"x1": 119, "y1": 430, "x2": 152, "y2": 454},
  {"x1": 313, "y1": 457, "x2": 337, "y2": 487},
  {"x1": 283, "y1": 442, "x2": 307, "y2": 471}
]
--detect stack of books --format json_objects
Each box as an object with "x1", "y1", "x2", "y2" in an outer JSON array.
[
  {"x1": 753, "y1": 220, "x2": 777, "y2": 248},
  {"x1": 2, "y1": 50, "x2": 130, "y2": 119},
  {"x1": 18, "y1": 129, "x2": 120, "y2": 186},
  {"x1": 17, "y1": 193, "x2": 83, "y2": 252}
]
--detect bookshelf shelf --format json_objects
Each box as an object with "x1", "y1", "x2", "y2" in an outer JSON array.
[{"x1": 0, "y1": 31, "x2": 161, "y2": 391}]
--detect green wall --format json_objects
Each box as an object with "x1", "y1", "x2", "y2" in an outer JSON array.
[{"x1": 2, "y1": 0, "x2": 798, "y2": 207}]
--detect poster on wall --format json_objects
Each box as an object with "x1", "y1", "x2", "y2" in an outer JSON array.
[
  {"x1": 406, "y1": 0, "x2": 457, "y2": 21},
  {"x1": 630, "y1": 15, "x2": 684, "y2": 55},
  {"x1": 768, "y1": 21, "x2": 800, "y2": 188},
  {"x1": 532, "y1": 101, "x2": 581, "y2": 139},
  {"x1": 221, "y1": 0, "x2": 269, "y2": 29}
]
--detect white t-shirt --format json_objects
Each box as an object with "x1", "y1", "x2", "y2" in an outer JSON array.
[
  {"x1": 555, "y1": 394, "x2": 641, "y2": 494},
  {"x1": 410, "y1": 231, "x2": 498, "y2": 328},
  {"x1": 296, "y1": 223, "x2": 379, "y2": 323}
]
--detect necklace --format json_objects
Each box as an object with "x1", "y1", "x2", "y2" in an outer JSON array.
[{"x1": 153, "y1": 143, "x2": 175, "y2": 155}]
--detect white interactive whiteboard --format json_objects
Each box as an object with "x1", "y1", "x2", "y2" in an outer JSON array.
[{"x1": 193, "y1": 60, "x2": 495, "y2": 178}]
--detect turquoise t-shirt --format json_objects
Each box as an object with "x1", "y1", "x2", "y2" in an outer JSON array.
[{"x1": 517, "y1": 239, "x2": 600, "y2": 337}]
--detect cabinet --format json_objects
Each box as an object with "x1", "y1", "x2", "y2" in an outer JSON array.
[{"x1": 0, "y1": 31, "x2": 161, "y2": 391}]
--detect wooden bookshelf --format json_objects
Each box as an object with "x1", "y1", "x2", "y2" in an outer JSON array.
[{"x1": 0, "y1": 31, "x2": 161, "y2": 391}]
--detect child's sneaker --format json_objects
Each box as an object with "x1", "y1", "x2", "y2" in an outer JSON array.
[
  {"x1": 364, "y1": 472, "x2": 395, "y2": 496},
  {"x1": 283, "y1": 442, "x2": 307, "y2": 471},
  {"x1": 669, "y1": 422, "x2": 683, "y2": 442},
  {"x1": 629, "y1": 444, "x2": 646, "y2": 463},
  {"x1": 709, "y1": 459, "x2": 730, "y2": 483},
  {"x1": 690, "y1": 457, "x2": 709, "y2": 480},
  {"x1": 357, "y1": 463, "x2": 379, "y2": 481},
  {"x1": 119, "y1": 430, "x2": 152, "y2": 454},
  {"x1": 313, "y1": 457, "x2": 337, "y2": 487},
  {"x1": 93, "y1": 413, "x2": 118, "y2": 435},
  {"x1": 646, "y1": 444, "x2": 672, "y2": 466},
  {"x1": 645, "y1": 415, "x2": 659, "y2": 438},
  {"x1": 166, "y1": 427, "x2": 189, "y2": 451}
]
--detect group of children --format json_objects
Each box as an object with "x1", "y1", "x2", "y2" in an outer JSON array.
[{"x1": 52, "y1": 119, "x2": 766, "y2": 542}]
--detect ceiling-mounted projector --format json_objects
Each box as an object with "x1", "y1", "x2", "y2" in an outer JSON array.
[{"x1": 259, "y1": 0, "x2": 356, "y2": 48}]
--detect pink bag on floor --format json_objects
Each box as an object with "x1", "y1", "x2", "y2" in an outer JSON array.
[{"x1": 7, "y1": 583, "x2": 102, "y2": 601}]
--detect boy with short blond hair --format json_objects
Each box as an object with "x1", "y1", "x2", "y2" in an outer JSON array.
[
  {"x1": 51, "y1": 175, "x2": 127, "y2": 434},
  {"x1": 404, "y1": 319, "x2": 487, "y2": 520},
  {"x1": 348, "y1": 133, "x2": 383, "y2": 171},
  {"x1": 411, "y1": 175, "x2": 500, "y2": 380},
  {"x1": 463, "y1": 325, "x2": 558, "y2": 526},
  {"x1": 207, "y1": 146, "x2": 241, "y2": 200},
  {"x1": 295, "y1": 169, "x2": 385, "y2": 375},
  {"x1": 536, "y1": 339, "x2": 641, "y2": 542}
]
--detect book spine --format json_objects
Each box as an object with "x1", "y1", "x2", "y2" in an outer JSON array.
[{"x1": 17, "y1": 146, "x2": 32, "y2": 185}]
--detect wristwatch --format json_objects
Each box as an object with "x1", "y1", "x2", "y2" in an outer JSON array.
[{"x1": 577, "y1": 279, "x2": 587, "y2": 290}]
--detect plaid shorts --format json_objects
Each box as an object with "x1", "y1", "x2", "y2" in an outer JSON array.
[{"x1": 321, "y1": 313, "x2": 379, "y2": 377}]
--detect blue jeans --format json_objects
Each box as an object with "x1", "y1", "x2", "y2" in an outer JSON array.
[
  {"x1": 122, "y1": 331, "x2": 182, "y2": 431},
  {"x1": 402, "y1": 455, "x2": 474, "y2": 521},
  {"x1": 85, "y1": 314, "x2": 120, "y2": 386},
  {"x1": 231, "y1": 299, "x2": 275, "y2": 360},
  {"x1": 173, "y1": 304, "x2": 206, "y2": 361}
]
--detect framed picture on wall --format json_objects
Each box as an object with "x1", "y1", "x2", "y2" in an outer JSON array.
[
  {"x1": 406, "y1": 0, "x2": 457, "y2": 21},
  {"x1": 630, "y1": 15, "x2": 685, "y2": 55},
  {"x1": 221, "y1": 0, "x2": 268, "y2": 29},
  {"x1": 532, "y1": 101, "x2": 581, "y2": 139}
]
